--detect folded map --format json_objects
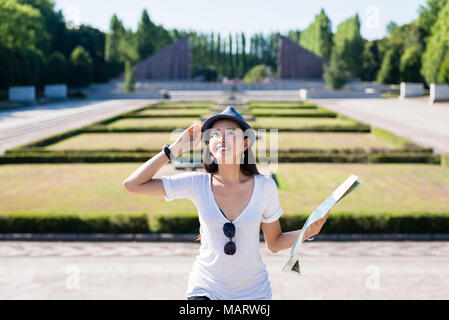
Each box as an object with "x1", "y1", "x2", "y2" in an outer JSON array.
[{"x1": 281, "y1": 174, "x2": 362, "y2": 275}]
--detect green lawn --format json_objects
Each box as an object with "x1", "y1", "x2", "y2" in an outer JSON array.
[
  {"x1": 248, "y1": 101, "x2": 317, "y2": 108},
  {"x1": 248, "y1": 117, "x2": 362, "y2": 130},
  {"x1": 45, "y1": 132, "x2": 184, "y2": 150},
  {"x1": 104, "y1": 117, "x2": 362, "y2": 131},
  {"x1": 257, "y1": 132, "x2": 399, "y2": 151},
  {"x1": 1, "y1": 163, "x2": 448, "y2": 218},
  {"x1": 106, "y1": 118, "x2": 200, "y2": 129},
  {"x1": 45, "y1": 132, "x2": 399, "y2": 152},
  {"x1": 136, "y1": 107, "x2": 210, "y2": 116},
  {"x1": 248, "y1": 108, "x2": 333, "y2": 116},
  {"x1": 153, "y1": 101, "x2": 215, "y2": 108}
]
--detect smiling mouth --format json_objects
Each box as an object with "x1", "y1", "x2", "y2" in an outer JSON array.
[{"x1": 217, "y1": 146, "x2": 230, "y2": 153}]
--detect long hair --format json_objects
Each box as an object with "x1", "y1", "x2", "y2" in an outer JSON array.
[{"x1": 196, "y1": 137, "x2": 259, "y2": 241}]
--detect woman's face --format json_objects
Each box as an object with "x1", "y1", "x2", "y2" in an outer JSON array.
[{"x1": 207, "y1": 119, "x2": 248, "y2": 164}]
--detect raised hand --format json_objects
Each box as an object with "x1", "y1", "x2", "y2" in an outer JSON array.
[{"x1": 169, "y1": 123, "x2": 203, "y2": 157}]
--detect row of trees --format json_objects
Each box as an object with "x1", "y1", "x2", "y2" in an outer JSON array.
[
  {"x1": 309, "y1": 0, "x2": 449, "y2": 88},
  {"x1": 0, "y1": 0, "x2": 111, "y2": 91},
  {"x1": 1, "y1": 0, "x2": 448, "y2": 92}
]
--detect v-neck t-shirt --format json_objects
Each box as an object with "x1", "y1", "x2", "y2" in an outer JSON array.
[{"x1": 161, "y1": 171, "x2": 284, "y2": 300}]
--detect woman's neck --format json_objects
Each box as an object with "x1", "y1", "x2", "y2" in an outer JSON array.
[{"x1": 215, "y1": 164, "x2": 245, "y2": 183}]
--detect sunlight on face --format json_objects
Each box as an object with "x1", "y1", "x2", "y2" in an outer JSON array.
[{"x1": 208, "y1": 119, "x2": 246, "y2": 165}]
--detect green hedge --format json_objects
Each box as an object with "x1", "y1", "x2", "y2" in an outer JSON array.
[
  {"x1": 247, "y1": 111, "x2": 337, "y2": 118},
  {"x1": 0, "y1": 213, "x2": 149, "y2": 233},
  {"x1": 81, "y1": 123, "x2": 372, "y2": 133},
  {"x1": 0, "y1": 151, "x2": 441, "y2": 164},
  {"x1": 1, "y1": 212, "x2": 448, "y2": 234}
]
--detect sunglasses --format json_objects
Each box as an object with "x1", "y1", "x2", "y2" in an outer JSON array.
[{"x1": 223, "y1": 222, "x2": 236, "y2": 255}]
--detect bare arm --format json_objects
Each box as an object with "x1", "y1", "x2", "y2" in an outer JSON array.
[
  {"x1": 261, "y1": 210, "x2": 330, "y2": 253},
  {"x1": 122, "y1": 123, "x2": 202, "y2": 197}
]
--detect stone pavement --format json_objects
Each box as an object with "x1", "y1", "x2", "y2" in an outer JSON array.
[
  {"x1": 0, "y1": 241, "x2": 448, "y2": 299},
  {"x1": 312, "y1": 98, "x2": 449, "y2": 154}
]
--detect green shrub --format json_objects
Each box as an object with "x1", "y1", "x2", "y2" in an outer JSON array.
[
  {"x1": 45, "y1": 51, "x2": 67, "y2": 84},
  {"x1": 323, "y1": 50, "x2": 349, "y2": 90},
  {"x1": 68, "y1": 45, "x2": 93, "y2": 88},
  {"x1": 0, "y1": 213, "x2": 149, "y2": 233},
  {"x1": 243, "y1": 64, "x2": 268, "y2": 83}
]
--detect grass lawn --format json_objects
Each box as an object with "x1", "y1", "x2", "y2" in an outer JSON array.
[
  {"x1": 1, "y1": 163, "x2": 448, "y2": 218},
  {"x1": 45, "y1": 132, "x2": 399, "y2": 153},
  {"x1": 256, "y1": 132, "x2": 400, "y2": 151},
  {"x1": 105, "y1": 118, "x2": 201, "y2": 129},
  {"x1": 248, "y1": 101, "x2": 317, "y2": 108},
  {"x1": 45, "y1": 132, "x2": 184, "y2": 150},
  {"x1": 248, "y1": 108, "x2": 333, "y2": 116},
  {"x1": 136, "y1": 107, "x2": 210, "y2": 116},
  {"x1": 104, "y1": 117, "x2": 362, "y2": 131},
  {"x1": 153, "y1": 102, "x2": 215, "y2": 108},
  {"x1": 248, "y1": 117, "x2": 363, "y2": 130}
]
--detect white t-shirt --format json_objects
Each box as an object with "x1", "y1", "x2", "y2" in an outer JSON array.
[{"x1": 161, "y1": 170, "x2": 284, "y2": 300}]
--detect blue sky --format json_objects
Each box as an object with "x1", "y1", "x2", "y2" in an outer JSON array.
[{"x1": 54, "y1": 0, "x2": 427, "y2": 40}]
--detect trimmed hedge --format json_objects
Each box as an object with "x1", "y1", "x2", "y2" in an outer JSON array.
[
  {"x1": 81, "y1": 123, "x2": 372, "y2": 133},
  {"x1": 0, "y1": 151, "x2": 441, "y2": 164},
  {"x1": 0, "y1": 213, "x2": 149, "y2": 233},
  {"x1": 1, "y1": 212, "x2": 448, "y2": 234}
]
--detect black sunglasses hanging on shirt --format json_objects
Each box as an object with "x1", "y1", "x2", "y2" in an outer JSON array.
[{"x1": 220, "y1": 208, "x2": 236, "y2": 255}]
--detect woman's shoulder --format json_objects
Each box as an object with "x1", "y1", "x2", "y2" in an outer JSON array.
[{"x1": 256, "y1": 173, "x2": 278, "y2": 192}]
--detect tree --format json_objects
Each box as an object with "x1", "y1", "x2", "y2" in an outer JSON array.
[
  {"x1": 377, "y1": 49, "x2": 400, "y2": 84},
  {"x1": 323, "y1": 50, "x2": 349, "y2": 89},
  {"x1": 400, "y1": 47, "x2": 422, "y2": 82},
  {"x1": 361, "y1": 40, "x2": 381, "y2": 81},
  {"x1": 68, "y1": 45, "x2": 93, "y2": 88},
  {"x1": 299, "y1": 8, "x2": 333, "y2": 60},
  {"x1": 421, "y1": 0, "x2": 449, "y2": 84},
  {"x1": 17, "y1": 0, "x2": 66, "y2": 54},
  {"x1": 332, "y1": 14, "x2": 364, "y2": 78},
  {"x1": 243, "y1": 64, "x2": 268, "y2": 83},
  {"x1": 105, "y1": 14, "x2": 126, "y2": 78},
  {"x1": 124, "y1": 60, "x2": 136, "y2": 92},
  {"x1": 136, "y1": 9, "x2": 155, "y2": 60},
  {"x1": 0, "y1": 0, "x2": 49, "y2": 51},
  {"x1": 45, "y1": 51, "x2": 66, "y2": 84},
  {"x1": 438, "y1": 52, "x2": 449, "y2": 83}
]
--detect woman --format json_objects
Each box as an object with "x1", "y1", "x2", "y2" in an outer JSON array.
[{"x1": 123, "y1": 106, "x2": 329, "y2": 300}]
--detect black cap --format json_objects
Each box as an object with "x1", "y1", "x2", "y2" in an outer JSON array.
[{"x1": 201, "y1": 106, "x2": 256, "y2": 147}]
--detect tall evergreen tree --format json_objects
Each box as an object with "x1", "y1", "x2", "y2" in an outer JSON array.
[
  {"x1": 299, "y1": 8, "x2": 333, "y2": 60},
  {"x1": 105, "y1": 14, "x2": 126, "y2": 78},
  {"x1": 332, "y1": 14, "x2": 364, "y2": 78},
  {"x1": 136, "y1": 9, "x2": 155, "y2": 60}
]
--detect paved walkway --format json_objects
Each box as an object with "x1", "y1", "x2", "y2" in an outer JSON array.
[
  {"x1": 0, "y1": 99, "x2": 156, "y2": 155},
  {"x1": 312, "y1": 98, "x2": 449, "y2": 154},
  {"x1": 1, "y1": 241, "x2": 448, "y2": 299}
]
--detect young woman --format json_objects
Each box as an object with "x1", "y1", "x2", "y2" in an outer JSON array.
[{"x1": 123, "y1": 106, "x2": 329, "y2": 300}]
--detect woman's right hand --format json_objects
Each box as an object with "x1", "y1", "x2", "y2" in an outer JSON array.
[{"x1": 169, "y1": 123, "x2": 203, "y2": 157}]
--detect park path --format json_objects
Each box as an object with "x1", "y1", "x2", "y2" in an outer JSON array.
[
  {"x1": 0, "y1": 241, "x2": 448, "y2": 299},
  {"x1": 0, "y1": 99, "x2": 156, "y2": 155},
  {"x1": 312, "y1": 98, "x2": 449, "y2": 154}
]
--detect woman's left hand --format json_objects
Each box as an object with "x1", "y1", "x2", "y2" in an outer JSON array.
[{"x1": 303, "y1": 210, "x2": 330, "y2": 241}]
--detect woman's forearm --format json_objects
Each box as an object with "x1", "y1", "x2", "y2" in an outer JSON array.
[
  {"x1": 274, "y1": 228, "x2": 313, "y2": 252},
  {"x1": 123, "y1": 143, "x2": 181, "y2": 186}
]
